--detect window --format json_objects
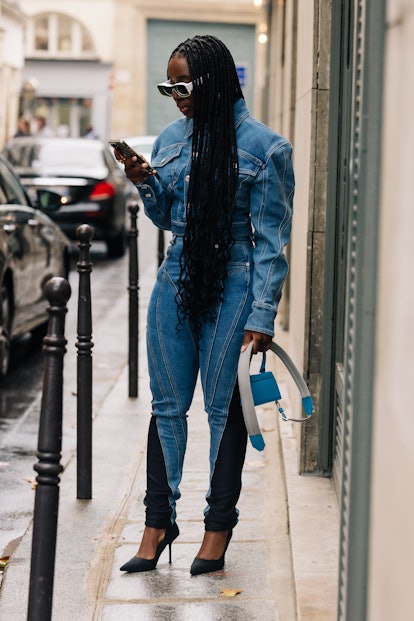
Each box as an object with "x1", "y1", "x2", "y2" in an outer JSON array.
[
  {"x1": 57, "y1": 15, "x2": 72, "y2": 52},
  {"x1": 29, "y1": 13, "x2": 96, "y2": 58},
  {"x1": 34, "y1": 15, "x2": 49, "y2": 51}
]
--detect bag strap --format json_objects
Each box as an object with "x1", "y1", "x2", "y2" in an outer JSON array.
[
  {"x1": 238, "y1": 341, "x2": 314, "y2": 451},
  {"x1": 269, "y1": 342, "x2": 314, "y2": 422},
  {"x1": 259, "y1": 352, "x2": 266, "y2": 374}
]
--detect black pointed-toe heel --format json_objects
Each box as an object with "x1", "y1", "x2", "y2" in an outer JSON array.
[
  {"x1": 120, "y1": 523, "x2": 179, "y2": 573},
  {"x1": 190, "y1": 529, "x2": 233, "y2": 576}
]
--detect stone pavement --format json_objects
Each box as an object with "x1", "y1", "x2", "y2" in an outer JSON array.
[{"x1": 0, "y1": 247, "x2": 338, "y2": 620}]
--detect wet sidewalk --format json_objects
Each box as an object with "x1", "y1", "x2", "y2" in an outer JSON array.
[
  {"x1": 95, "y1": 379, "x2": 297, "y2": 620},
  {"x1": 0, "y1": 356, "x2": 337, "y2": 619}
]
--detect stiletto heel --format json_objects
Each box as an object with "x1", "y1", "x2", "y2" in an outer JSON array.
[
  {"x1": 120, "y1": 523, "x2": 179, "y2": 573},
  {"x1": 190, "y1": 529, "x2": 233, "y2": 576}
]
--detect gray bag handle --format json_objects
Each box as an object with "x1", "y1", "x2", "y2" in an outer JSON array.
[{"x1": 238, "y1": 341, "x2": 314, "y2": 451}]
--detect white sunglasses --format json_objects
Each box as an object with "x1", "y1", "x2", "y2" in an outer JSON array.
[{"x1": 157, "y1": 80, "x2": 193, "y2": 98}]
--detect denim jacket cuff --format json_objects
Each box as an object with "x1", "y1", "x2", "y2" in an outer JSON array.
[{"x1": 244, "y1": 305, "x2": 276, "y2": 337}]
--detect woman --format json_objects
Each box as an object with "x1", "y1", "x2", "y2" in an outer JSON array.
[{"x1": 119, "y1": 35, "x2": 294, "y2": 575}]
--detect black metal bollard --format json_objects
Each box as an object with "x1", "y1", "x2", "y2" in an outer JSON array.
[
  {"x1": 75, "y1": 224, "x2": 94, "y2": 499},
  {"x1": 27, "y1": 277, "x2": 71, "y2": 621},
  {"x1": 127, "y1": 202, "x2": 139, "y2": 398}
]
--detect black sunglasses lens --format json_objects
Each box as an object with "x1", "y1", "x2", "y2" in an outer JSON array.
[
  {"x1": 157, "y1": 84, "x2": 173, "y2": 97},
  {"x1": 175, "y1": 84, "x2": 189, "y2": 97}
]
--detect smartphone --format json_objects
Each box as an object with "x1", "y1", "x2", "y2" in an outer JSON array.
[{"x1": 108, "y1": 140, "x2": 155, "y2": 174}]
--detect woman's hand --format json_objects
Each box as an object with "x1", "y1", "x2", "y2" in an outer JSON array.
[
  {"x1": 114, "y1": 150, "x2": 154, "y2": 185},
  {"x1": 241, "y1": 330, "x2": 272, "y2": 354}
]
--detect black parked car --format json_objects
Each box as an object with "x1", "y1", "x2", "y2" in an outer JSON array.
[
  {"x1": 0, "y1": 152, "x2": 71, "y2": 377},
  {"x1": 3, "y1": 138, "x2": 135, "y2": 258}
]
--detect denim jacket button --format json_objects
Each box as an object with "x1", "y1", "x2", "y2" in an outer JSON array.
[{"x1": 185, "y1": 175, "x2": 190, "y2": 182}]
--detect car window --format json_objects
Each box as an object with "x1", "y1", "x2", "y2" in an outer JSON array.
[
  {"x1": 0, "y1": 159, "x2": 30, "y2": 206},
  {"x1": 3, "y1": 143, "x2": 36, "y2": 169},
  {"x1": 0, "y1": 185, "x2": 7, "y2": 203}
]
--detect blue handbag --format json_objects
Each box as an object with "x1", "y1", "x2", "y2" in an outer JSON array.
[
  {"x1": 238, "y1": 341, "x2": 314, "y2": 451},
  {"x1": 249, "y1": 353, "x2": 282, "y2": 406}
]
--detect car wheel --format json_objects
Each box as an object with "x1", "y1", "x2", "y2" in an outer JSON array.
[
  {"x1": 0, "y1": 281, "x2": 12, "y2": 378},
  {"x1": 107, "y1": 229, "x2": 126, "y2": 258}
]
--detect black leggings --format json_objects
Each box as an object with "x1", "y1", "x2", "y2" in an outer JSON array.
[{"x1": 144, "y1": 383, "x2": 248, "y2": 531}]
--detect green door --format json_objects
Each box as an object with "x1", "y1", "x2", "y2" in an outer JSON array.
[{"x1": 146, "y1": 20, "x2": 256, "y2": 135}]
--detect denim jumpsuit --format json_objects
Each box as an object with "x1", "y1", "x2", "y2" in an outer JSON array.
[{"x1": 137, "y1": 98, "x2": 294, "y2": 532}]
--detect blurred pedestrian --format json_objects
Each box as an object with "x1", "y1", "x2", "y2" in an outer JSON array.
[
  {"x1": 14, "y1": 116, "x2": 31, "y2": 137},
  {"x1": 119, "y1": 35, "x2": 295, "y2": 576},
  {"x1": 82, "y1": 125, "x2": 98, "y2": 139},
  {"x1": 35, "y1": 115, "x2": 54, "y2": 137}
]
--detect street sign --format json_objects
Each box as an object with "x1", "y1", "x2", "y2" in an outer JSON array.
[{"x1": 236, "y1": 63, "x2": 250, "y2": 89}]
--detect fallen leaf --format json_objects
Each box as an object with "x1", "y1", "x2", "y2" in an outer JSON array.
[
  {"x1": 220, "y1": 588, "x2": 242, "y2": 597},
  {"x1": 23, "y1": 477, "x2": 38, "y2": 490},
  {"x1": 0, "y1": 556, "x2": 10, "y2": 570}
]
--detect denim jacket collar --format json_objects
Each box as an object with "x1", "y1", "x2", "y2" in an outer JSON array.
[{"x1": 233, "y1": 98, "x2": 250, "y2": 129}]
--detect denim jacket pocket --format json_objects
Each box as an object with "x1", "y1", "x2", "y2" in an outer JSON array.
[
  {"x1": 152, "y1": 144, "x2": 189, "y2": 216},
  {"x1": 152, "y1": 144, "x2": 185, "y2": 179}
]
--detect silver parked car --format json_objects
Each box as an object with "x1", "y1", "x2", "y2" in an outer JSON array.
[{"x1": 0, "y1": 152, "x2": 71, "y2": 377}]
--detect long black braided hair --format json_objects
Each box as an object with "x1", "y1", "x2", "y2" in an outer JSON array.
[{"x1": 169, "y1": 35, "x2": 244, "y2": 338}]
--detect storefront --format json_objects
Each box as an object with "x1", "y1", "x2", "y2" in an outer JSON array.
[{"x1": 21, "y1": 59, "x2": 111, "y2": 139}]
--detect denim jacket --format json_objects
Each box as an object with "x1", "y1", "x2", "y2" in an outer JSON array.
[{"x1": 137, "y1": 98, "x2": 294, "y2": 337}]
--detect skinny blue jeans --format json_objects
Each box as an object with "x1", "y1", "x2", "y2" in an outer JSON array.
[{"x1": 144, "y1": 236, "x2": 253, "y2": 531}]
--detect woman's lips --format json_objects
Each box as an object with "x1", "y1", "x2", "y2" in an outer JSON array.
[{"x1": 178, "y1": 104, "x2": 191, "y2": 116}]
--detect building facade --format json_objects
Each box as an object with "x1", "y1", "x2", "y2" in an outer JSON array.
[
  {"x1": 18, "y1": 0, "x2": 117, "y2": 140},
  {"x1": 11, "y1": 0, "x2": 267, "y2": 142},
  {"x1": 0, "y1": 0, "x2": 26, "y2": 145},
  {"x1": 268, "y1": 1, "x2": 414, "y2": 619}
]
